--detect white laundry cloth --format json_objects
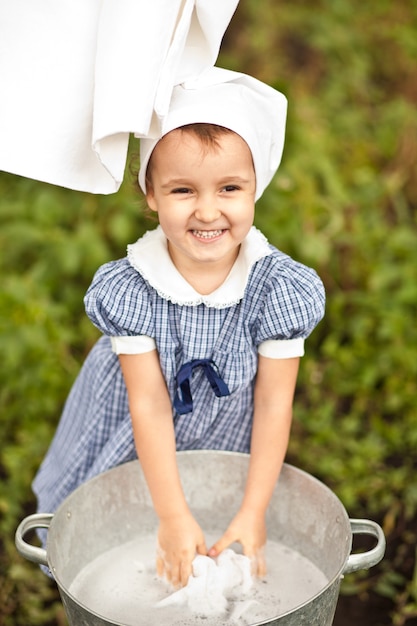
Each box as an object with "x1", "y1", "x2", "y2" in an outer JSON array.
[
  {"x1": 0, "y1": 0, "x2": 238, "y2": 194},
  {"x1": 156, "y1": 549, "x2": 255, "y2": 617}
]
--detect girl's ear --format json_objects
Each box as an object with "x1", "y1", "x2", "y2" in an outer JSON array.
[{"x1": 145, "y1": 187, "x2": 157, "y2": 213}]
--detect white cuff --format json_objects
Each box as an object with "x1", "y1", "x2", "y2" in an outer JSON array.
[
  {"x1": 258, "y1": 337, "x2": 305, "y2": 359},
  {"x1": 110, "y1": 335, "x2": 156, "y2": 355}
]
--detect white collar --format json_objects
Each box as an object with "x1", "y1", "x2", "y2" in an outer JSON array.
[{"x1": 127, "y1": 226, "x2": 272, "y2": 308}]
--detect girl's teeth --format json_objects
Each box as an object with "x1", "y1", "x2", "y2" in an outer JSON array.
[{"x1": 193, "y1": 230, "x2": 223, "y2": 239}]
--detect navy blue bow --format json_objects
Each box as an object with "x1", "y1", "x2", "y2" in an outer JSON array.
[{"x1": 173, "y1": 358, "x2": 230, "y2": 415}]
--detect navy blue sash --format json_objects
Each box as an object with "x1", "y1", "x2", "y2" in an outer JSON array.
[{"x1": 173, "y1": 358, "x2": 230, "y2": 415}]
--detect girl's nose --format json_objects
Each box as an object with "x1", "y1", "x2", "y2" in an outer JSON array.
[{"x1": 194, "y1": 196, "x2": 221, "y2": 223}]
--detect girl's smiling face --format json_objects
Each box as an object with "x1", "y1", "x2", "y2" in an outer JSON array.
[{"x1": 145, "y1": 128, "x2": 256, "y2": 290}]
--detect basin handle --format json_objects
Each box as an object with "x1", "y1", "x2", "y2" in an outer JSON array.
[
  {"x1": 15, "y1": 513, "x2": 53, "y2": 567},
  {"x1": 343, "y1": 518, "x2": 386, "y2": 574}
]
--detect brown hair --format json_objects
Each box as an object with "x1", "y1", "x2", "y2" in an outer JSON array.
[
  {"x1": 130, "y1": 123, "x2": 234, "y2": 200},
  {"x1": 176, "y1": 123, "x2": 234, "y2": 148},
  {"x1": 146, "y1": 123, "x2": 233, "y2": 192}
]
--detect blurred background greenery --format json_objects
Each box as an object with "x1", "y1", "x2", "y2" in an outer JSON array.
[{"x1": 1, "y1": 1, "x2": 416, "y2": 624}]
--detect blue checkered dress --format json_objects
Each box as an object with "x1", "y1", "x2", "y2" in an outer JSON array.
[{"x1": 33, "y1": 229, "x2": 325, "y2": 515}]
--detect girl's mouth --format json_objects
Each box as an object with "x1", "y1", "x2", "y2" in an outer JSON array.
[{"x1": 191, "y1": 229, "x2": 224, "y2": 240}]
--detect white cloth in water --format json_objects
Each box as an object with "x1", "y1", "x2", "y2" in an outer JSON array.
[
  {"x1": 156, "y1": 549, "x2": 255, "y2": 617},
  {"x1": 0, "y1": 0, "x2": 238, "y2": 194}
]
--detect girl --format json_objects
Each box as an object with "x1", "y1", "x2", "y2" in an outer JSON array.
[{"x1": 33, "y1": 69, "x2": 325, "y2": 588}]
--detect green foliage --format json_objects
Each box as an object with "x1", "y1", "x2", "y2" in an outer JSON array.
[
  {"x1": 222, "y1": 1, "x2": 417, "y2": 623},
  {"x1": 1, "y1": 1, "x2": 416, "y2": 624},
  {"x1": 0, "y1": 167, "x2": 149, "y2": 625}
]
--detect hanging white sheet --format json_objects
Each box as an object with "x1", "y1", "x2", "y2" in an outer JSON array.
[{"x1": 0, "y1": 0, "x2": 238, "y2": 193}]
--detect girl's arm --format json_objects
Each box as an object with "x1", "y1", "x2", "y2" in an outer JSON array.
[
  {"x1": 208, "y1": 355, "x2": 300, "y2": 575},
  {"x1": 119, "y1": 351, "x2": 207, "y2": 587}
]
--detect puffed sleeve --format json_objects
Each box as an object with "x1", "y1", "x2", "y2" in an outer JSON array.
[
  {"x1": 84, "y1": 259, "x2": 156, "y2": 353},
  {"x1": 256, "y1": 255, "x2": 325, "y2": 359}
]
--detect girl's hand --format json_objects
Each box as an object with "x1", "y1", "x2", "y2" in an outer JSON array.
[
  {"x1": 208, "y1": 509, "x2": 267, "y2": 577},
  {"x1": 157, "y1": 512, "x2": 207, "y2": 588}
]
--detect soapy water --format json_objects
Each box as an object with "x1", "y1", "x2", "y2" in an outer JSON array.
[{"x1": 69, "y1": 534, "x2": 329, "y2": 625}]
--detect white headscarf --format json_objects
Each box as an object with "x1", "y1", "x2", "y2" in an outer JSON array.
[{"x1": 139, "y1": 67, "x2": 287, "y2": 200}]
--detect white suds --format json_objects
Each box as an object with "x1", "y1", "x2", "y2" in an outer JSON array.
[{"x1": 68, "y1": 535, "x2": 329, "y2": 626}]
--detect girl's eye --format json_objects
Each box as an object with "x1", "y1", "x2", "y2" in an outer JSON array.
[
  {"x1": 223, "y1": 185, "x2": 239, "y2": 192},
  {"x1": 172, "y1": 187, "x2": 192, "y2": 194}
]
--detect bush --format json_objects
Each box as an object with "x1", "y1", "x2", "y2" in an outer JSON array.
[
  {"x1": 223, "y1": 1, "x2": 417, "y2": 622},
  {"x1": 0, "y1": 170, "x2": 149, "y2": 625}
]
